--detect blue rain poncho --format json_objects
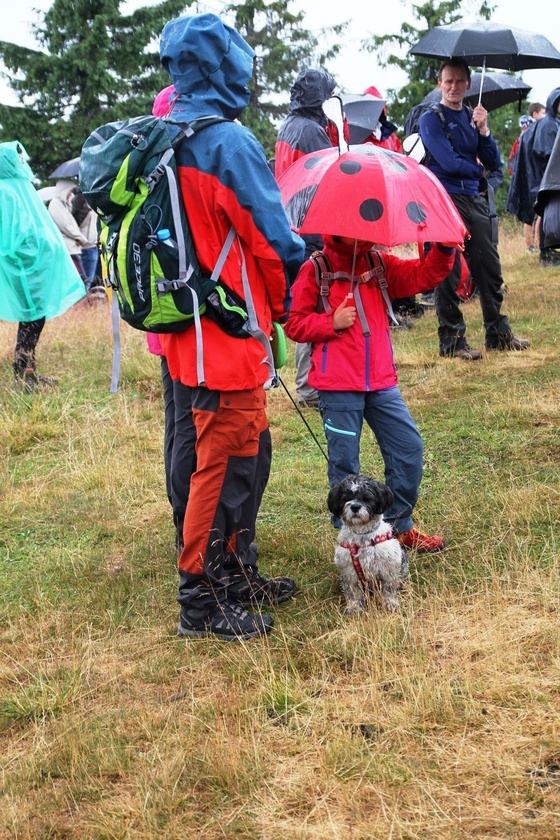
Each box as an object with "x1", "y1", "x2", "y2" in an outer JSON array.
[{"x1": 0, "y1": 141, "x2": 85, "y2": 322}]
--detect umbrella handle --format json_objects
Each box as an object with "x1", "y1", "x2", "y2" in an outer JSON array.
[
  {"x1": 478, "y1": 58, "x2": 486, "y2": 108},
  {"x1": 323, "y1": 95, "x2": 349, "y2": 154}
]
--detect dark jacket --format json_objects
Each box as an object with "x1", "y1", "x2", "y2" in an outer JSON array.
[
  {"x1": 275, "y1": 69, "x2": 335, "y2": 179},
  {"x1": 419, "y1": 103, "x2": 501, "y2": 196},
  {"x1": 275, "y1": 68, "x2": 336, "y2": 256},
  {"x1": 507, "y1": 89, "x2": 560, "y2": 225},
  {"x1": 535, "y1": 129, "x2": 560, "y2": 247}
]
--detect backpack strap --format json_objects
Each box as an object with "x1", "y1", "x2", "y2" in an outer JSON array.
[
  {"x1": 365, "y1": 250, "x2": 400, "y2": 327},
  {"x1": 311, "y1": 249, "x2": 399, "y2": 333}
]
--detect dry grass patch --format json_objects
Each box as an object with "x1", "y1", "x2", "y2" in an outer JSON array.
[{"x1": 2, "y1": 228, "x2": 560, "y2": 837}]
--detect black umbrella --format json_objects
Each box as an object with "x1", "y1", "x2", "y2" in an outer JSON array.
[
  {"x1": 409, "y1": 20, "x2": 560, "y2": 71},
  {"x1": 420, "y1": 71, "x2": 532, "y2": 112},
  {"x1": 340, "y1": 93, "x2": 386, "y2": 144},
  {"x1": 48, "y1": 157, "x2": 80, "y2": 179}
]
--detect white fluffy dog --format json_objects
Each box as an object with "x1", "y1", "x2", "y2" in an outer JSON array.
[{"x1": 327, "y1": 474, "x2": 409, "y2": 614}]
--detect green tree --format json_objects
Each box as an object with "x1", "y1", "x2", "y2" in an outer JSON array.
[
  {"x1": 227, "y1": 0, "x2": 346, "y2": 155},
  {"x1": 0, "y1": 0, "x2": 188, "y2": 179}
]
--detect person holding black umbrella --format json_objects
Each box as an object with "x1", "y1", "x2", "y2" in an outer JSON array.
[{"x1": 419, "y1": 58, "x2": 530, "y2": 360}]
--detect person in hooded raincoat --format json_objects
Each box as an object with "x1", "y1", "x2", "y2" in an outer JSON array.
[
  {"x1": 0, "y1": 141, "x2": 85, "y2": 389},
  {"x1": 157, "y1": 13, "x2": 305, "y2": 642},
  {"x1": 534, "y1": 128, "x2": 560, "y2": 253},
  {"x1": 507, "y1": 87, "x2": 560, "y2": 266},
  {"x1": 275, "y1": 68, "x2": 337, "y2": 408}
]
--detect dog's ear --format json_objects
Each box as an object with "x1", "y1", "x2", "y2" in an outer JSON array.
[
  {"x1": 379, "y1": 483, "x2": 394, "y2": 511},
  {"x1": 327, "y1": 484, "x2": 343, "y2": 518}
]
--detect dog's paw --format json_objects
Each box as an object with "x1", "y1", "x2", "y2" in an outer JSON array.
[
  {"x1": 344, "y1": 600, "x2": 364, "y2": 615},
  {"x1": 383, "y1": 597, "x2": 400, "y2": 612}
]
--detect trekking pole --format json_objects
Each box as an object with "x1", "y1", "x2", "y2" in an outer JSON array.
[{"x1": 278, "y1": 375, "x2": 330, "y2": 465}]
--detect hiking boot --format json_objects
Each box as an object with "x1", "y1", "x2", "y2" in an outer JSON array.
[
  {"x1": 228, "y1": 566, "x2": 297, "y2": 607},
  {"x1": 439, "y1": 344, "x2": 482, "y2": 361},
  {"x1": 397, "y1": 528, "x2": 445, "y2": 553},
  {"x1": 391, "y1": 315, "x2": 414, "y2": 330},
  {"x1": 177, "y1": 600, "x2": 273, "y2": 641},
  {"x1": 539, "y1": 248, "x2": 560, "y2": 266},
  {"x1": 298, "y1": 399, "x2": 320, "y2": 409},
  {"x1": 485, "y1": 334, "x2": 530, "y2": 352},
  {"x1": 419, "y1": 291, "x2": 436, "y2": 307},
  {"x1": 14, "y1": 367, "x2": 58, "y2": 392}
]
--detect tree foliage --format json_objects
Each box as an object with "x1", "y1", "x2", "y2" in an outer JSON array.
[
  {"x1": 0, "y1": 0, "x2": 189, "y2": 179},
  {"x1": 0, "y1": 0, "x2": 344, "y2": 177},
  {"x1": 227, "y1": 0, "x2": 346, "y2": 155},
  {"x1": 363, "y1": 0, "x2": 494, "y2": 128},
  {"x1": 361, "y1": 0, "x2": 530, "y2": 212}
]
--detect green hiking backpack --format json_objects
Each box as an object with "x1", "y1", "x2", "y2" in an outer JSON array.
[
  {"x1": 79, "y1": 114, "x2": 280, "y2": 392},
  {"x1": 79, "y1": 114, "x2": 231, "y2": 333}
]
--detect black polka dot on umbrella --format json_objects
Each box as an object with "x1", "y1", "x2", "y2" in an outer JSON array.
[
  {"x1": 386, "y1": 157, "x2": 409, "y2": 173},
  {"x1": 339, "y1": 160, "x2": 362, "y2": 175},
  {"x1": 303, "y1": 155, "x2": 328, "y2": 170},
  {"x1": 406, "y1": 202, "x2": 428, "y2": 224},
  {"x1": 359, "y1": 198, "x2": 384, "y2": 222}
]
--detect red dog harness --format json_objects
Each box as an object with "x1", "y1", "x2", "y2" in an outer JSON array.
[{"x1": 340, "y1": 531, "x2": 394, "y2": 584}]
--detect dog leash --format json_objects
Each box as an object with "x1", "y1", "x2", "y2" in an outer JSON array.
[{"x1": 278, "y1": 375, "x2": 330, "y2": 464}]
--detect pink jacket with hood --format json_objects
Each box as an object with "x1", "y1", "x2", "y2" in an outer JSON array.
[{"x1": 285, "y1": 236, "x2": 454, "y2": 392}]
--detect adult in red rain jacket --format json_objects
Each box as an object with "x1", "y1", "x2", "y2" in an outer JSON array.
[
  {"x1": 275, "y1": 68, "x2": 336, "y2": 408},
  {"x1": 159, "y1": 13, "x2": 305, "y2": 641},
  {"x1": 361, "y1": 86, "x2": 403, "y2": 154},
  {"x1": 285, "y1": 235, "x2": 456, "y2": 553}
]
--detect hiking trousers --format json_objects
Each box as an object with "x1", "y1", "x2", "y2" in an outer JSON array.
[
  {"x1": 436, "y1": 193, "x2": 510, "y2": 353},
  {"x1": 320, "y1": 387, "x2": 422, "y2": 533},
  {"x1": 177, "y1": 386, "x2": 271, "y2": 610},
  {"x1": 161, "y1": 358, "x2": 196, "y2": 549}
]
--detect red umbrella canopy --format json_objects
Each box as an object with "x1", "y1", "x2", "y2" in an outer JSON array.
[{"x1": 278, "y1": 144, "x2": 467, "y2": 248}]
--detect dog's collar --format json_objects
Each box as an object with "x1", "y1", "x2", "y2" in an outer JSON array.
[{"x1": 340, "y1": 531, "x2": 394, "y2": 584}]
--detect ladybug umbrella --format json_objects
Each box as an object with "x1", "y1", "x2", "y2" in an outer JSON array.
[{"x1": 277, "y1": 144, "x2": 467, "y2": 249}]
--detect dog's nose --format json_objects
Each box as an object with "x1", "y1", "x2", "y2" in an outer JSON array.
[{"x1": 350, "y1": 503, "x2": 361, "y2": 513}]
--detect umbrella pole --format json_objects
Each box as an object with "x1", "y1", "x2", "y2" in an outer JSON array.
[
  {"x1": 478, "y1": 58, "x2": 486, "y2": 107},
  {"x1": 349, "y1": 238, "x2": 359, "y2": 295}
]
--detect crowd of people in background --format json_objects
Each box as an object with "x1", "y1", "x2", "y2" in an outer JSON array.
[{"x1": 2, "y1": 10, "x2": 560, "y2": 641}]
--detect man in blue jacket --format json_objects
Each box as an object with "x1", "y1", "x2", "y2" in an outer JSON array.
[{"x1": 419, "y1": 58, "x2": 530, "y2": 360}]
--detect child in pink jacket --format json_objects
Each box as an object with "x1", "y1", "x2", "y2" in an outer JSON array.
[{"x1": 286, "y1": 234, "x2": 459, "y2": 552}]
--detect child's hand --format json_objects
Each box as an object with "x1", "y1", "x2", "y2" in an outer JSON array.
[
  {"x1": 441, "y1": 241, "x2": 465, "y2": 251},
  {"x1": 333, "y1": 297, "x2": 357, "y2": 331}
]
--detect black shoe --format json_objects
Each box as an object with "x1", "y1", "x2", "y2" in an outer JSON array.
[
  {"x1": 391, "y1": 315, "x2": 414, "y2": 330},
  {"x1": 178, "y1": 600, "x2": 273, "y2": 641},
  {"x1": 419, "y1": 291, "x2": 436, "y2": 308},
  {"x1": 14, "y1": 367, "x2": 58, "y2": 392},
  {"x1": 228, "y1": 566, "x2": 297, "y2": 607},
  {"x1": 440, "y1": 343, "x2": 482, "y2": 361},
  {"x1": 297, "y1": 399, "x2": 320, "y2": 409},
  {"x1": 485, "y1": 334, "x2": 530, "y2": 351},
  {"x1": 539, "y1": 249, "x2": 560, "y2": 266}
]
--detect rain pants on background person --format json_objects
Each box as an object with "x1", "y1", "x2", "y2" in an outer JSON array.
[{"x1": 0, "y1": 141, "x2": 85, "y2": 323}]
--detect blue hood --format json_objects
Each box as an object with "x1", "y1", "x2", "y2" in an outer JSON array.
[{"x1": 160, "y1": 13, "x2": 255, "y2": 120}]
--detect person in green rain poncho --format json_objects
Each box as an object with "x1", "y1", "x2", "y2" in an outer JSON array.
[{"x1": 0, "y1": 141, "x2": 85, "y2": 390}]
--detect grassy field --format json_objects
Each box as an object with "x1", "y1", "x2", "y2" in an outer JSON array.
[{"x1": 1, "y1": 225, "x2": 560, "y2": 839}]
